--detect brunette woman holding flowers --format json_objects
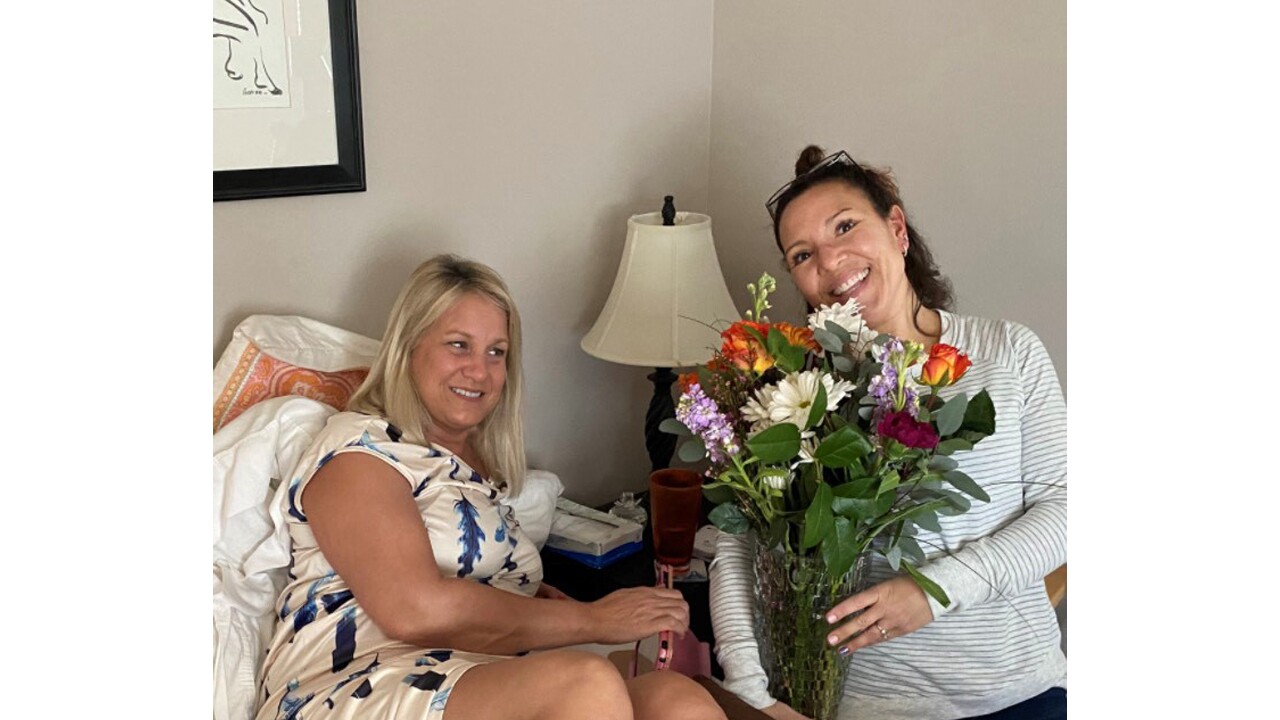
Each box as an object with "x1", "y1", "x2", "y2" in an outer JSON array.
[{"x1": 709, "y1": 146, "x2": 1067, "y2": 720}]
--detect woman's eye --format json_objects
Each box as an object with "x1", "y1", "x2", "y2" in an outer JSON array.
[
  {"x1": 488, "y1": 347, "x2": 507, "y2": 358},
  {"x1": 789, "y1": 250, "x2": 811, "y2": 268},
  {"x1": 835, "y1": 219, "x2": 854, "y2": 235},
  {"x1": 448, "y1": 341, "x2": 467, "y2": 350}
]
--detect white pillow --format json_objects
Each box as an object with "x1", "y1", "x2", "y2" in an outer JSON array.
[
  {"x1": 213, "y1": 315, "x2": 380, "y2": 432},
  {"x1": 502, "y1": 469, "x2": 565, "y2": 550}
]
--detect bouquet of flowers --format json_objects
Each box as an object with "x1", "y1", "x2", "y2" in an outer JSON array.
[{"x1": 662, "y1": 273, "x2": 997, "y2": 718}]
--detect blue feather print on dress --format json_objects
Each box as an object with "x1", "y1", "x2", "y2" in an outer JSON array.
[
  {"x1": 290, "y1": 572, "x2": 336, "y2": 633},
  {"x1": 501, "y1": 552, "x2": 518, "y2": 574},
  {"x1": 331, "y1": 606, "x2": 358, "y2": 672},
  {"x1": 453, "y1": 495, "x2": 486, "y2": 577},
  {"x1": 320, "y1": 589, "x2": 354, "y2": 614},
  {"x1": 415, "y1": 650, "x2": 453, "y2": 667},
  {"x1": 347, "y1": 431, "x2": 400, "y2": 462},
  {"x1": 322, "y1": 655, "x2": 381, "y2": 709},
  {"x1": 278, "y1": 679, "x2": 314, "y2": 720},
  {"x1": 448, "y1": 458, "x2": 464, "y2": 481},
  {"x1": 429, "y1": 686, "x2": 452, "y2": 714},
  {"x1": 286, "y1": 479, "x2": 307, "y2": 522},
  {"x1": 403, "y1": 670, "x2": 447, "y2": 691}
]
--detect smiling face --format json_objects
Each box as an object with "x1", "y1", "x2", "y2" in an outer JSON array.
[
  {"x1": 777, "y1": 180, "x2": 914, "y2": 334},
  {"x1": 409, "y1": 292, "x2": 509, "y2": 453}
]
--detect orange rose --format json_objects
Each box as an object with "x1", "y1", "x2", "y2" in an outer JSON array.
[
  {"x1": 920, "y1": 343, "x2": 972, "y2": 387},
  {"x1": 720, "y1": 321, "x2": 774, "y2": 374},
  {"x1": 774, "y1": 322, "x2": 820, "y2": 353},
  {"x1": 678, "y1": 371, "x2": 699, "y2": 393}
]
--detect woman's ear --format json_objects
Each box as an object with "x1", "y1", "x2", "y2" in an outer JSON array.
[{"x1": 888, "y1": 205, "x2": 909, "y2": 252}]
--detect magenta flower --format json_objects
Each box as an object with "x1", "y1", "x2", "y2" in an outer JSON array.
[{"x1": 876, "y1": 410, "x2": 939, "y2": 450}]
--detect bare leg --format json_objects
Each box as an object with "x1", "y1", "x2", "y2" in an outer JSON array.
[
  {"x1": 443, "y1": 649, "x2": 634, "y2": 720},
  {"x1": 626, "y1": 672, "x2": 727, "y2": 720}
]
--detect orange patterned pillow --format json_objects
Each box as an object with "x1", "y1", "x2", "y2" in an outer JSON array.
[{"x1": 213, "y1": 315, "x2": 380, "y2": 433}]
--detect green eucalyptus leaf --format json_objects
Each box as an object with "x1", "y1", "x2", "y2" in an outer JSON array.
[
  {"x1": 928, "y1": 455, "x2": 959, "y2": 472},
  {"x1": 936, "y1": 488, "x2": 972, "y2": 513},
  {"x1": 824, "y1": 320, "x2": 852, "y2": 345},
  {"x1": 943, "y1": 470, "x2": 991, "y2": 503},
  {"x1": 884, "y1": 542, "x2": 902, "y2": 571},
  {"x1": 898, "y1": 536, "x2": 926, "y2": 564},
  {"x1": 936, "y1": 437, "x2": 975, "y2": 456},
  {"x1": 805, "y1": 381, "x2": 829, "y2": 430},
  {"x1": 903, "y1": 562, "x2": 950, "y2": 607},
  {"x1": 709, "y1": 503, "x2": 749, "y2": 534},
  {"x1": 813, "y1": 327, "x2": 844, "y2": 354},
  {"x1": 678, "y1": 439, "x2": 708, "y2": 463},
  {"x1": 814, "y1": 425, "x2": 873, "y2": 467},
  {"x1": 912, "y1": 508, "x2": 942, "y2": 533},
  {"x1": 659, "y1": 418, "x2": 692, "y2": 437},
  {"x1": 960, "y1": 389, "x2": 996, "y2": 437},
  {"x1": 746, "y1": 423, "x2": 802, "y2": 463},
  {"x1": 802, "y1": 483, "x2": 835, "y2": 550},
  {"x1": 832, "y1": 354, "x2": 855, "y2": 373},
  {"x1": 935, "y1": 392, "x2": 969, "y2": 436}
]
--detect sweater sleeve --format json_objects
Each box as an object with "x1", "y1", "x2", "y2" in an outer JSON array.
[
  {"x1": 921, "y1": 323, "x2": 1068, "y2": 616},
  {"x1": 708, "y1": 532, "x2": 777, "y2": 710}
]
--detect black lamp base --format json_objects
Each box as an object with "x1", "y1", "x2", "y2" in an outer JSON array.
[{"x1": 644, "y1": 367, "x2": 678, "y2": 472}]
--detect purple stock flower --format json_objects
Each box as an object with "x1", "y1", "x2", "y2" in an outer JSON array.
[{"x1": 676, "y1": 383, "x2": 740, "y2": 464}]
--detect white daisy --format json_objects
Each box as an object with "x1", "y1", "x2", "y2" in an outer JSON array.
[
  {"x1": 766, "y1": 369, "x2": 855, "y2": 429},
  {"x1": 741, "y1": 383, "x2": 778, "y2": 434},
  {"x1": 808, "y1": 298, "x2": 879, "y2": 347}
]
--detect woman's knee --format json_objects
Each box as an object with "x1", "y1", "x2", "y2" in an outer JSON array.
[
  {"x1": 539, "y1": 650, "x2": 632, "y2": 707},
  {"x1": 629, "y1": 671, "x2": 727, "y2": 720}
]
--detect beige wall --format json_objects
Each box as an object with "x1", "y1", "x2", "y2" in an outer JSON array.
[
  {"x1": 214, "y1": 1, "x2": 715, "y2": 506},
  {"x1": 708, "y1": 0, "x2": 1067, "y2": 388},
  {"x1": 215, "y1": 0, "x2": 1065, "y2": 506}
]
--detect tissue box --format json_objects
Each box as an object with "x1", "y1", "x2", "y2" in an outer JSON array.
[{"x1": 545, "y1": 497, "x2": 644, "y2": 558}]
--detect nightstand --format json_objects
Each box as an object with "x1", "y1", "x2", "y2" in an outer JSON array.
[{"x1": 538, "y1": 491, "x2": 723, "y2": 679}]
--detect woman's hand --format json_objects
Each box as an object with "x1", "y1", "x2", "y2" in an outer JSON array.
[
  {"x1": 762, "y1": 700, "x2": 811, "y2": 720},
  {"x1": 825, "y1": 576, "x2": 934, "y2": 655},
  {"x1": 585, "y1": 587, "x2": 690, "y2": 645},
  {"x1": 535, "y1": 582, "x2": 572, "y2": 601}
]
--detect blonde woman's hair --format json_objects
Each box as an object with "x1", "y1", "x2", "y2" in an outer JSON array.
[{"x1": 347, "y1": 254, "x2": 526, "y2": 494}]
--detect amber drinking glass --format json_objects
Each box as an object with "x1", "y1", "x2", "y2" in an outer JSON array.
[{"x1": 648, "y1": 468, "x2": 703, "y2": 570}]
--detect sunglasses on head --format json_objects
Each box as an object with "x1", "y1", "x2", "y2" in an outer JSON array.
[{"x1": 764, "y1": 150, "x2": 859, "y2": 222}]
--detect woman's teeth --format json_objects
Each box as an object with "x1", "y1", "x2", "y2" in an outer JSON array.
[
  {"x1": 833, "y1": 269, "x2": 869, "y2": 296},
  {"x1": 451, "y1": 387, "x2": 482, "y2": 399}
]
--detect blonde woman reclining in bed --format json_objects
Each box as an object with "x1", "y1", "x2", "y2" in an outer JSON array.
[{"x1": 256, "y1": 254, "x2": 726, "y2": 720}]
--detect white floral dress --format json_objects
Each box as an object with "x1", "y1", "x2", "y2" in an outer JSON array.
[{"x1": 255, "y1": 412, "x2": 543, "y2": 720}]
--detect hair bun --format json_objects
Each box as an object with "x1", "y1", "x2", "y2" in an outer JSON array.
[{"x1": 794, "y1": 145, "x2": 827, "y2": 177}]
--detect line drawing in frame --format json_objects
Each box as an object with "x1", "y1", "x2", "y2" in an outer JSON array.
[
  {"x1": 213, "y1": 0, "x2": 291, "y2": 109},
  {"x1": 214, "y1": 0, "x2": 365, "y2": 202}
]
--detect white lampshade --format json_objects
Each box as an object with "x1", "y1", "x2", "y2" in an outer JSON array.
[{"x1": 582, "y1": 211, "x2": 741, "y2": 368}]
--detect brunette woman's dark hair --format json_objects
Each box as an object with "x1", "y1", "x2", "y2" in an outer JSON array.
[{"x1": 769, "y1": 145, "x2": 954, "y2": 316}]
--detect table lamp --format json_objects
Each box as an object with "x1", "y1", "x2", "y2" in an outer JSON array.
[{"x1": 581, "y1": 196, "x2": 740, "y2": 472}]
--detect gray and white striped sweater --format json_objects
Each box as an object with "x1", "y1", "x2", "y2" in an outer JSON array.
[{"x1": 709, "y1": 310, "x2": 1068, "y2": 720}]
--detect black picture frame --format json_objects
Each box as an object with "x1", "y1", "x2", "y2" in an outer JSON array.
[{"x1": 214, "y1": 0, "x2": 365, "y2": 202}]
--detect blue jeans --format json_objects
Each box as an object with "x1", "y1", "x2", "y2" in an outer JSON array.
[{"x1": 964, "y1": 687, "x2": 1067, "y2": 720}]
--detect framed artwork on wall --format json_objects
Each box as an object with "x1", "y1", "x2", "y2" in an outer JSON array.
[{"x1": 213, "y1": 0, "x2": 365, "y2": 202}]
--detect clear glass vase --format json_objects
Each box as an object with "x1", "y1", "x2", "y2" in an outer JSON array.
[{"x1": 752, "y1": 538, "x2": 871, "y2": 720}]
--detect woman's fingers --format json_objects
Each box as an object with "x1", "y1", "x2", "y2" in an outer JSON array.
[
  {"x1": 826, "y1": 585, "x2": 879, "y2": 624},
  {"x1": 828, "y1": 576, "x2": 935, "y2": 655},
  {"x1": 588, "y1": 586, "x2": 691, "y2": 643}
]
